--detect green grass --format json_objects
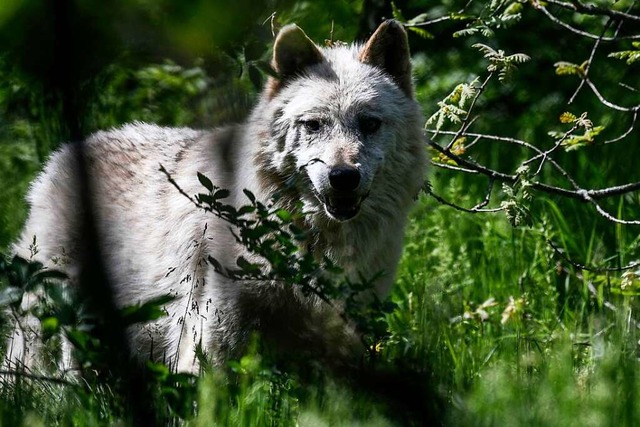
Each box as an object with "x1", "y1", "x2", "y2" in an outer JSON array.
[
  {"x1": 1, "y1": 45, "x2": 640, "y2": 427},
  {"x1": 3, "y1": 173, "x2": 639, "y2": 426}
]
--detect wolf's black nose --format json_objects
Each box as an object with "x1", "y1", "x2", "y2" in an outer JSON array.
[{"x1": 329, "y1": 166, "x2": 360, "y2": 191}]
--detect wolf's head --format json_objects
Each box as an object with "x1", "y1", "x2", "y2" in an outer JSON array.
[{"x1": 253, "y1": 20, "x2": 426, "y2": 224}]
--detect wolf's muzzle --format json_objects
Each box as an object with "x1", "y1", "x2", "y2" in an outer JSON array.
[
  {"x1": 328, "y1": 166, "x2": 360, "y2": 192},
  {"x1": 303, "y1": 161, "x2": 367, "y2": 222}
]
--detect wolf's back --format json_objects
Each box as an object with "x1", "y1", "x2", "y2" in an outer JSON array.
[{"x1": 14, "y1": 123, "x2": 205, "y2": 266}]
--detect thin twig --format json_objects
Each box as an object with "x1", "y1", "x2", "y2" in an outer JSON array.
[
  {"x1": 446, "y1": 73, "x2": 494, "y2": 151},
  {"x1": 584, "y1": 78, "x2": 640, "y2": 112},
  {"x1": 426, "y1": 177, "x2": 504, "y2": 213},
  {"x1": 604, "y1": 110, "x2": 638, "y2": 144},
  {"x1": 428, "y1": 132, "x2": 640, "y2": 201},
  {"x1": 431, "y1": 161, "x2": 481, "y2": 175},
  {"x1": 474, "y1": 177, "x2": 497, "y2": 210},
  {"x1": 406, "y1": 0, "x2": 474, "y2": 27},
  {"x1": 568, "y1": 18, "x2": 612, "y2": 104},
  {"x1": 549, "y1": 239, "x2": 640, "y2": 272},
  {"x1": 557, "y1": 264, "x2": 624, "y2": 320},
  {"x1": 428, "y1": 190, "x2": 504, "y2": 213},
  {"x1": 404, "y1": 15, "x2": 451, "y2": 27},
  {"x1": 0, "y1": 370, "x2": 77, "y2": 387},
  {"x1": 159, "y1": 165, "x2": 346, "y2": 315},
  {"x1": 533, "y1": 1, "x2": 640, "y2": 41},
  {"x1": 428, "y1": 137, "x2": 640, "y2": 224},
  {"x1": 522, "y1": 123, "x2": 581, "y2": 176},
  {"x1": 545, "y1": 0, "x2": 640, "y2": 23},
  {"x1": 589, "y1": 196, "x2": 640, "y2": 225}
]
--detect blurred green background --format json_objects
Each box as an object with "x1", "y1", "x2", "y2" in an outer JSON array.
[{"x1": 1, "y1": 0, "x2": 640, "y2": 425}]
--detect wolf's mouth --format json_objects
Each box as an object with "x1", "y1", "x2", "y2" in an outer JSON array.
[
  {"x1": 301, "y1": 161, "x2": 368, "y2": 222},
  {"x1": 325, "y1": 195, "x2": 363, "y2": 221},
  {"x1": 311, "y1": 191, "x2": 369, "y2": 222}
]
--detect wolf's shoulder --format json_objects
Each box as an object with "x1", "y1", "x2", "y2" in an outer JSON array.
[
  {"x1": 87, "y1": 122, "x2": 206, "y2": 154},
  {"x1": 41, "y1": 122, "x2": 207, "y2": 167},
  {"x1": 29, "y1": 123, "x2": 219, "y2": 204},
  {"x1": 81, "y1": 122, "x2": 215, "y2": 176}
]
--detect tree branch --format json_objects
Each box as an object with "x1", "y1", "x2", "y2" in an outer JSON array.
[
  {"x1": 533, "y1": 1, "x2": 640, "y2": 41},
  {"x1": 604, "y1": 110, "x2": 638, "y2": 144},
  {"x1": 427, "y1": 138, "x2": 640, "y2": 229},
  {"x1": 568, "y1": 17, "x2": 613, "y2": 104},
  {"x1": 549, "y1": 239, "x2": 640, "y2": 272},
  {"x1": 426, "y1": 177, "x2": 504, "y2": 214},
  {"x1": 446, "y1": 73, "x2": 493, "y2": 151},
  {"x1": 546, "y1": 0, "x2": 640, "y2": 23},
  {"x1": 584, "y1": 78, "x2": 640, "y2": 112}
]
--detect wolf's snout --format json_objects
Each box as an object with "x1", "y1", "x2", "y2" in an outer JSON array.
[
  {"x1": 322, "y1": 166, "x2": 365, "y2": 222},
  {"x1": 328, "y1": 166, "x2": 360, "y2": 192}
]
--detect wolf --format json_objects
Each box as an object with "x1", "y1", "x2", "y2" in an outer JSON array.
[{"x1": 4, "y1": 20, "x2": 426, "y2": 374}]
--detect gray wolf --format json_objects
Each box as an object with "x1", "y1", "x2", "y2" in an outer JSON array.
[{"x1": 4, "y1": 20, "x2": 426, "y2": 373}]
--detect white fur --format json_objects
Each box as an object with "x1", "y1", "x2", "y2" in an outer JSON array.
[{"x1": 4, "y1": 22, "x2": 427, "y2": 374}]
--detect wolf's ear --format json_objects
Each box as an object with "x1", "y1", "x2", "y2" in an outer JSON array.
[
  {"x1": 272, "y1": 24, "x2": 324, "y2": 79},
  {"x1": 359, "y1": 20, "x2": 413, "y2": 97}
]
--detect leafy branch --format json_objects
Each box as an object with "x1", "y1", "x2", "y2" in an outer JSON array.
[
  {"x1": 423, "y1": 1, "x2": 640, "y2": 231},
  {"x1": 160, "y1": 166, "x2": 397, "y2": 351},
  {"x1": 472, "y1": 43, "x2": 530, "y2": 82},
  {"x1": 533, "y1": 0, "x2": 640, "y2": 41},
  {"x1": 545, "y1": 0, "x2": 640, "y2": 24}
]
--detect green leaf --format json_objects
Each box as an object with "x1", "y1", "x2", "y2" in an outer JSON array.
[
  {"x1": 66, "y1": 329, "x2": 90, "y2": 350},
  {"x1": 208, "y1": 256, "x2": 225, "y2": 274},
  {"x1": 406, "y1": 13, "x2": 429, "y2": 26},
  {"x1": 608, "y1": 49, "x2": 640, "y2": 65},
  {"x1": 504, "y1": 2, "x2": 523, "y2": 15},
  {"x1": 561, "y1": 126, "x2": 606, "y2": 151},
  {"x1": 237, "y1": 205, "x2": 256, "y2": 216},
  {"x1": 40, "y1": 316, "x2": 60, "y2": 339},
  {"x1": 236, "y1": 256, "x2": 262, "y2": 272},
  {"x1": 390, "y1": 2, "x2": 405, "y2": 21},
  {"x1": 559, "y1": 112, "x2": 577, "y2": 123},
  {"x1": 147, "y1": 360, "x2": 170, "y2": 381},
  {"x1": 454, "y1": 28, "x2": 479, "y2": 38},
  {"x1": 506, "y1": 53, "x2": 530, "y2": 63},
  {"x1": 243, "y1": 189, "x2": 256, "y2": 204},
  {"x1": 473, "y1": 43, "x2": 497, "y2": 58},
  {"x1": 196, "y1": 193, "x2": 215, "y2": 205},
  {"x1": 213, "y1": 188, "x2": 230, "y2": 200},
  {"x1": 407, "y1": 27, "x2": 434, "y2": 39},
  {"x1": 120, "y1": 294, "x2": 174, "y2": 325},
  {"x1": 197, "y1": 172, "x2": 214, "y2": 192},
  {"x1": 480, "y1": 27, "x2": 495, "y2": 38},
  {"x1": 275, "y1": 209, "x2": 292, "y2": 222},
  {"x1": 554, "y1": 61, "x2": 585, "y2": 77}
]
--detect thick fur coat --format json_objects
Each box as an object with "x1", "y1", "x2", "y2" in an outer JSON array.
[{"x1": 5, "y1": 20, "x2": 427, "y2": 373}]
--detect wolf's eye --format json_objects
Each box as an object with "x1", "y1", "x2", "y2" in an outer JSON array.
[
  {"x1": 301, "y1": 119, "x2": 322, "y2": 133},
  {"x1": 359, "y1": 117, "x2": 382, "y2": 135}
]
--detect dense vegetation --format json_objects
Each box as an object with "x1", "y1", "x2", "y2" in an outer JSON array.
[{"x1": 1, "y1": 0, "x2": 639, "y2": 425}]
